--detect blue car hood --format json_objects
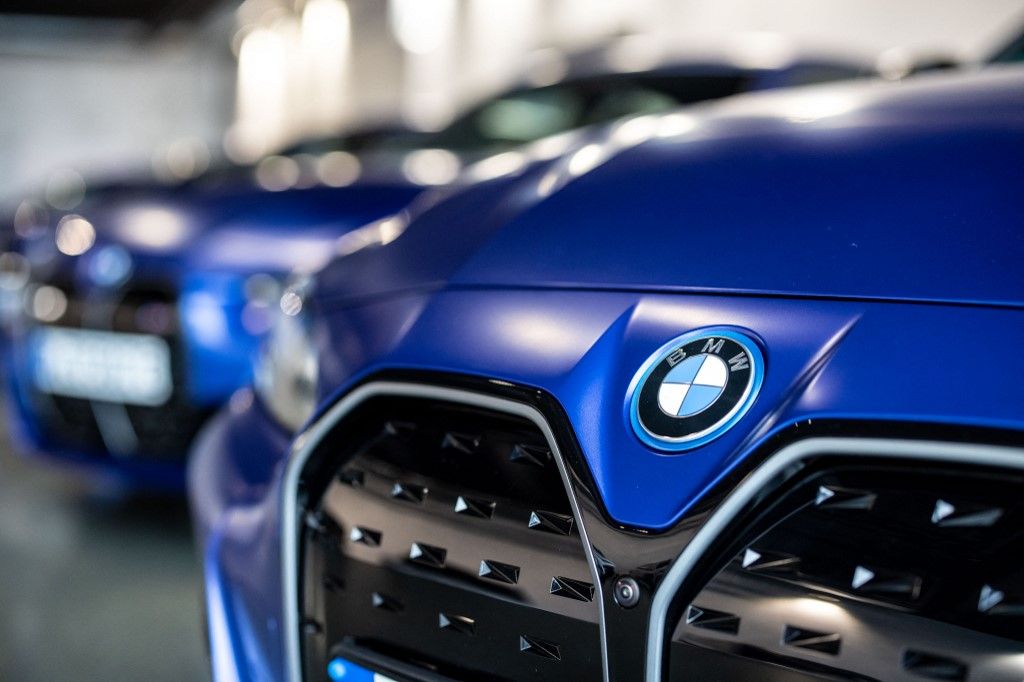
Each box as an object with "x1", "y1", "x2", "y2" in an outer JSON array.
[
  {"x1": 59, "y1": 176, "x2": 423, "y2": 279},
  {"x1": 316, "y1": 66, "x2": 1024, "y2": 310}
]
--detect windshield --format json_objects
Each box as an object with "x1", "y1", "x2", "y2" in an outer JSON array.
[
  {"x1": 203, "y1": 71, "x2": 756, "y2": 185},
  {"x1": 423, "y1": 72, "x2": 752, "y2": 154},
  {"x1": 990, "y1": 29, "x2": 1024, "y2": 63},
  {"x1": 279, "y1": 129, "x2": 430, "y2": 156}
]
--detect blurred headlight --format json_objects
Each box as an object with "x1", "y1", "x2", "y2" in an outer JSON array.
[
  {"x1": 0, "y1": 251, "x2": 31, "y2": 327},
  {"x1": 254, "y1": 278, "x2": 319, "y2": 432}
]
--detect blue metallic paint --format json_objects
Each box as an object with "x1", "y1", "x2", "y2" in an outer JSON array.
[
  {"x1": 189, "y1": 391, "x2": 292, "y2": 680},
  {"x1": 309, "y1": 290, "x2": 1024, "y2": 530},
  {"x1": 189, "y1": 66, "x2": 1024, "y2": 679},
  {"x1": 316, "y1": 68, "x2": 1024, "y2": 308}
]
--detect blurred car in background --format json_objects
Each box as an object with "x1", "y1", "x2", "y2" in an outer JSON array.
[
  {"x1": 1, "y1": 125, "x2": 429, "y2": 491},
  {"x1": 1, "y1": 45, "x2": 874, "y2": 492},
  {"x1": 189, "y1": 65, "x2": 1024, "y2": 681}
]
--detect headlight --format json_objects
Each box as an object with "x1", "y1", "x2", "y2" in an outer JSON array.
[
  {"x1": 254, "y1": 277, "x2": 319, "y2": 432},
  {"x1": 0, "y1": 251, "x2": 31, "y2": 327}
]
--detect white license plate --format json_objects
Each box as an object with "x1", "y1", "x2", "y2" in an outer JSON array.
[{"x1": 31, "y1": 327, "x2": 173, "y2": 406}]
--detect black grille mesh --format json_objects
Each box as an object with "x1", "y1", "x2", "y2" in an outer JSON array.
[
  {"x1": 670, "y1": 461, "x2": 1024, "y2": 681},
  {"x1": 299, "y1": 396, "x2": 601, "y2": 681},
  {"x1": 293, "y1": 382, "x2": 1024, "y2": 681},
  {"x1": 25, "y1": 282, "x2": 211, "y2": 460}
]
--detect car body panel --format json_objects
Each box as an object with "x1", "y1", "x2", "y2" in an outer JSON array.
[
  {"x1": 190, "y1": 67, "x2": 1024, "y2": 679},
  {"x1": 314, "y1": 290, "x2": 1024, "y2": 531},
  {"x1": 192, "y1": 288, "x2": 1024, "y2": 681},
  {"x1": 317, "y1": 68, "x2": 1024, "y2": 309}
]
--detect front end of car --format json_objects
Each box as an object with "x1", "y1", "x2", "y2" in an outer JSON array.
[
  {"x1": 2, "y1": 179, "x2": 419, "y2": 490},
  {"x1": 191, "y1": 67, "x2": 1024, "y2": 681},
  {"x1": 5, "y1": 198, "x2": 216, "y2": 488},
  {"x1": 194, "y1": 295, "x2": 1024, "y2": 682},
  {"x1": 3, "y1": 254, "x2": 272, "y2": 489}
]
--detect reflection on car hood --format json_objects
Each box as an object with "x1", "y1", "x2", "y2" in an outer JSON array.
[
  {"x1": 41, "y1": 176, "x2": 424, "y2": 279},
  {"x1": 315, "y1": 66, "x2": 1024, "y2": 310}
]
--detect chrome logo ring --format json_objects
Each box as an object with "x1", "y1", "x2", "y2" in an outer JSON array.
[{"x1": 628, "y1": 328, "x2": 764, "y2": 452}]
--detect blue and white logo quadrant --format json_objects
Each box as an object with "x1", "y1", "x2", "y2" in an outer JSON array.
[
  {"x1": 658, "y1": 353, "x2": 728, "y2": 417},
  {"x1": 629, "y1": 328, "x2": 764, "y2": 452}
]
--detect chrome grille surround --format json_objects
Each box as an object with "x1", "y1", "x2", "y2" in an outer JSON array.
[
  {"x1": 284, "y1": 381, "x2": 1024, "y2": 681},
  {"x1": 647, "y1": 437, "x2": 1024, "y2": 681},
  {"x1": 282, "y1": 381, "x2": 609, "y2": 681}
]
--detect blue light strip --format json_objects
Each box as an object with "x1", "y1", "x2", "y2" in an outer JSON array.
[{"x1": 326, "y1": 656, "x2": 388, "y2": 681}]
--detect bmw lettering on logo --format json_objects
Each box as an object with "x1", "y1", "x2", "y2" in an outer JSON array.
[{"x1": 629, "y1": 329, "x2": 764, "y2": 451}]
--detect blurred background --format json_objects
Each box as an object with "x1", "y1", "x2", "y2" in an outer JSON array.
[
  {"x1": 3, "y1": 0, "x2": 1024, "y2": 199},
  {"x1": 0, "y1": 1, "x2": 1023, "y2": 680}
]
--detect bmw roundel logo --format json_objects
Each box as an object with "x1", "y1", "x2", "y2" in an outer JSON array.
[{"x1": 628, "y1": 328, "x2": 764, "y2": 452}]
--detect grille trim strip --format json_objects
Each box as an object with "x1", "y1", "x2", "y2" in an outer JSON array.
[
  {"x1": 646, "y1": 437, "x2": 1024, "y2": 682},
  {"x1": 281, "y1": 381, "x2": 609, "y2": 682}
]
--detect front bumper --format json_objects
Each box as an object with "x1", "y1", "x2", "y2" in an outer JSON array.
[
  {"x1": 193, "y1": 287, "x2": 1024, "y2": 681},
  {"x1": 3, "y1": 353, "x2": 190, "y2": 491},
  {"x1": 189, "y1": 390, "x2": 294, "y2": 682},
  {"x1": 2, "y1": 271, "x2": 263, "y2": 489},
  {"x1": 201, "y1": 375, "x2": 1024, "y2": 682}
]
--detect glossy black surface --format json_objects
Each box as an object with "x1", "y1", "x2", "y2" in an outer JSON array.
[
  {"x1": 295, "y1": 372, "x2": 1024, "y2": 680},
  {"x1": 299, "y1": 396, "x2": 601, "y2": 681},
  {"x1": 26, "y1": 281, "x2": 211, "y2": 460},
  {"x1": 671, "y1": 462, "x2": 1024, "y2": 680}
]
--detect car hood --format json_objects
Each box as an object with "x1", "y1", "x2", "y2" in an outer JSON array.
[
  {"x1": 25, "y1": 170, "x2": 424, "y2": 287},
  {"x1": 315, "y1": 66, "x2": 1024, "y2": 310}
]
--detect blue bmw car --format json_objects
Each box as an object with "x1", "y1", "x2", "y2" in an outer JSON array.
[
  {"x1": 190, "y1": 65, "x2": 1024, "y2": 681},
  {"x1": 3, "y1": 146, "x2": 426, "y2": 491},
  {"x1": 2, "y1": 50, "x2": 870, "y2": 492}
]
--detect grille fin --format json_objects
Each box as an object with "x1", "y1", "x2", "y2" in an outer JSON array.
[
  {"x1": 902, "y1": 650, "x2": 967, "y2": 681},
  {"x1": 528, "y1": 510, "x2": 575, "y2": 536},
  {"x1": 739, "y1": 548, "x2": 800, "y2": 575},
  {"x1": 438, "y1": 612, "x2": 476, "y2": 636},
  {"x1": 371, "y1": 592, "x2": 402, "y2": 612},
  {"x1": 322, "y1": 575, "x2": 345, "y2": 593},
  {"x1": 931, "y1": 499, "x2": 1003, "y2": 527},
  {"x1": 814, "y1": 485, "x2": 876, "y2": 510},
  {"x1": 519, "y1": 635, "x2": 561, "y2": 661},
  {"x1": 685, "y1": 605, "x2": 739, "y2": 634},
  {"x1": 509, "y1": 443, "x2": 551, "y2": 467},
  {"x1": 783, "y1": 626, "x2": 841, "y2": 655},
  {"x1": 338, "y1": 469, "x2": 364, "y2": 487},
  {"x1": 441, "y1": 431, "x2": 480, "y2": 453},
  {"x1": 382, "y1": 420, "x2": 416, "y2": 439},
  {"x1": 390, "y1": 482, "x2": 427, "y2": 504},
  {"x1": 349, "y1": 527, "x2": 381, "y2": 547},
  {"x1": 549, "y1": 576, "x2": 595, "y2": 602},
  {"x1": 978, "y1": 584, "x2": 1024, "y2": 615},
  {"x1": 408, "y1": 542, "x2": 447, "y2": 568},
  {"x1": 454, "y1": 495, "x2": 496, "y2": 519},
  {"x1": 479, "y1": 560, "x2": 520, "y2": 585},
  {"x1": 851, "y1": 565, "x2": 922, "y2": 599}
]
